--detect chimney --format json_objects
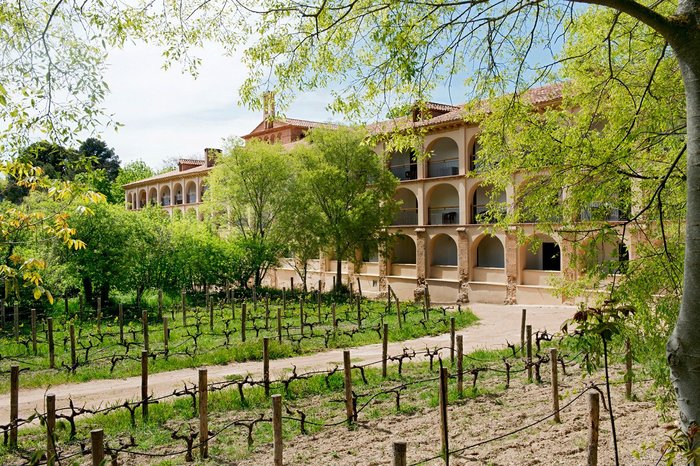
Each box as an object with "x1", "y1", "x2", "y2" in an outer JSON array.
[
  {"x1": 204, "y1": 148, "x2": 221, "y2": 167},
  {"x1": 263, "y1": 91, "x2": 276, "y2": 129}
]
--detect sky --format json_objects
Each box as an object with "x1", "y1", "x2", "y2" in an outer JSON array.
[
  {"x1": 101, "y1": 43, "x2": 473, "y2": 170},
  {"x1": 103, "y1": 44, "x2": 340, "y2": 169}
]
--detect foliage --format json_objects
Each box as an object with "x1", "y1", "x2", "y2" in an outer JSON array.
[
  {"x1": 112, "y1": 160, "x2": 154, "y2": 205},
  {"x1": 295, "y1": 126, "x2": 399, "y2": 288}
]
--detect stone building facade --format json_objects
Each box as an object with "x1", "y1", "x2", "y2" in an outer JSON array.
[{"x1": 126, "y1": 84, "x2": 631, "y2": 304}]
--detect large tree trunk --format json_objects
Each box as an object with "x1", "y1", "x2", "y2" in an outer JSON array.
[
  {"x1": 667, "y1": 30, "x2": 700, "y2": 450},
  {"x1": 336, "y1": 251, "x2": 342, "y2": 291}
]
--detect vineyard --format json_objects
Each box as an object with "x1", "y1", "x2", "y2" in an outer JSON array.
[
  {"x1": 0, "y1": 288, "x2": 476, "y2": 391},
  {"x1": 0, "y1": 296, "x2": 671, "y2": 465}
]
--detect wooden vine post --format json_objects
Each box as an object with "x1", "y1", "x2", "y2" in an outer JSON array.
[
  {"x1": 46, "y1": 393, "x2": 56, "y2": 465},
  {"x1": 163, "y1": 317, "x2": 169, "y2": 357},
  {"x1": 141, "y1": 350, "x2": 148, "y2": 422},
  {"x1": 356, "y1": 295, "x2": 362, "y2": 329},
  {"x1": 90, "y1": 429, "x2": 104, "y2": 466},
  {"x1": 550, "y1": 348, "x2": 560, "y2": 423},
  {"x1": 588, "y1": 392, "x2": 600, "y2": 466},
  {"x1": 9, "y1": 365, "x2": 18, "y2": 448},
  {"x1": 387, "y1": 285, "x2": 392, "y2": 313},
  {"x1": 199, "y1": 368, "x2": 209, "y2": 459},
  {"x1": 47, "y1": 317, "x2": 55, "y2": 369},
  {"x1": 299, "y1": 299, "x2": 304, "y2": 336},
  {"x1": 69, "y1": 323, "x2": 76, "y2": 367},
  {"x1": 317, "y1": 280, "x2": 322, "y2": 322},
  {"x1": 343, "y1": 350, "x2": 354, "y2": 428},
  {"x1": 241, "y1": 303, "x2": 247, "y2": 342},
  {"x1": 272, "y1": 394, "x2": 283, "y2": 466},
  {"x1": 439, "y1": 367, "x2": 450, "y2": 465},
  {"x1": 277, "y1": 307, "x2": 282, "y2": 343},
  {"x1": 449, "y1": 317, "x2": 455, "y2": 365},
  {"x1": 393, "y1": 441, "x2": 407, "y2": 466},
  {"x1": 142, "y1": 310, "x2": 149, "y2": 353},
  {"x1": 263, "y1": 337, "x2": 270, "y2": 396},
  {"x1": 456, "y1": 335, "x2": 464, "y2": 397},
  {"x1": 382, "y1": 323, "x2": 389, "y2": 378},
  {"x1": 526, "y1": 325, "x2": 533, "y2": 382},
  {"x1": 118, "y1": 303, "x2": 124, "y2": 344},
  {"x1": 520, "y1": 309, "x2": 527, "y2": 356}
]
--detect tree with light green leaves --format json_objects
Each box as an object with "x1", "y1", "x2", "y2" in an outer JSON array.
[
  {"x1": 295, "y1": 127, "x2": 398, "y2": 290},
  {"x1": 203, "y1": 138, "x2": 293, "y2": 287}
]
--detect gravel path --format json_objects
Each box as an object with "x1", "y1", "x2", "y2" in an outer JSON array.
[{"x1": 0, "y1": 303, "x2": 574, "y2": 424}]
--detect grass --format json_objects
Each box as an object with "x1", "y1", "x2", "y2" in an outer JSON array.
[{"x1": 0, "y1": 290, "x2": 478, "y2": 391}]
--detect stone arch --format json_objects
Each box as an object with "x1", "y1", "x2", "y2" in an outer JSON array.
[
  {"x1": 389, "y1": 149, "x2": 417, "y2": 181},
  {"x1": 173, "y1": 182, "x2": 183, "y2": 205},
  {"x1": 468, "y1": 134, "x2": 480, "y2": 172},
  {"x1": 427, "y1": 184, "x2": 460, "y2": 225},
  {"x1": 430, "y1": 234, "x2": 458, "y2": 266},
  {"x1": 427, "y1": 137, "x2": 459, "y2": 178},
  {"x1": 160, "y1": 185, "x2": 171, "y2": 206},
  {"x1": 392, "y1": 235, "x2": 416, "y2": 264},
  {"x1": 522, "y1": 234, "x2": 561, "y2": 271},
  {"x1": 470, "y1": 183, "x2": 506, "y2": 224},
  {"x1": 185, "y1": 180, "x2": 198, "y2": 204},
  {"x1": 393, "y1": 188, "x2": 419, "y2": 225},
  {"x1": 127, "y1": 192, "x2": 134, "y2": 209},
  {"x1": 474, "y1": 235, "x2": 505, "y2": 268},
  {"x1": 148, "y1": 187, "x2": 158, "y2": 205},
  {"x1": 138, "y1": 189, "x2": 147, "y2": 209}
]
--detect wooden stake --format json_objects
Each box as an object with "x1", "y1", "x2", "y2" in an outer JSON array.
[
  {"x1": 382, "y1": 323, "x2": 389, "y2": 378},
  {"x1": 118, "y1": 303, "x2": 124, "y2": 344},
  {"x1": 317, "y1": 286, "x2": 321, "y2": 322},
  {"x1": 47, "y1": 317, "x2": 55, "y2": 369},
  {"x1": 69, "y1": 323, "x2": 76, "y2": 368},
  {"x1": 450, "y1": 317, "x2": 455, "y2": 365},
  {"x1": 263, "y1": 337, "x2": 270, "y2": 396},
  {"x1": 387, "y1": 285, "x2": 392, "y2": 313},
  {"x1": 272, "y1": 394, "x2": 283, "y2": 466},
  {"x1": 588, "y1": 392, "x2": 600, "y2": 466},
  {"x1": 456, "y1": 335, "x2": 463, "y2": 397},
  {"x1": 199, "y1": 368, "x2": 208, "y2": 459},
  {"x1": 520, "y1": 309, "x2": 527, "y2": 356},
  {"x1": 343, "y1": 350, "x2": 353, "y2": 427},
  {"x1": 290, "y1": 277, "x2": 294, "y2": 294},
  {"x1": 439, "y1": 367, "x2": 449, "y2": 465},
  {"x1": 9, "y1": 365, "x2": 18, "y2": 448},
  {"x1": 550, "y1": 348, "x2": 560, "y2": 423},
  {"x1": 141, "y1": 350, "x2": 148, "y2": 422},
  {"x1": 526, "y1": 324, "x2": 533, "y2": 383},
  {"x1": 90, "y1": 429, "x2": 104, "y2": 466},
  {"x1": 163, "y1": 317, "x2": 169, "y2": 357},
  {"x1": 282, "y1": 287, "x2": 286, "y2": 312},
  {"x1": 46, "y1": 393, "x2": 56, "y2": 465},
  {"x1": 142, "y1": 310, "x2": 149, "y2": 353},
  {"x1": 625, "y1": 338, "x2": 633, "y2": 399},
  {"x1": 299, "y1": 299, "x2": 304, "y2": 336},
  {"x1": 241, "y1": 303, "x2": 247, "y2": 342},
  {"x1": 356, "y1": 295, "x2": 362, "y2": 328},
  {"x1": 356, "y1": 276, "x2": 362, "y2": 297},
  {"x1": 276, "y1": 307, "x2": 282, "y2": 343},
  {"x1": 393, "y1": 441, "x2": 407, "y2": 466}
]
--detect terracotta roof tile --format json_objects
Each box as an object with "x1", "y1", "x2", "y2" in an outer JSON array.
[{"x1": 123, "y1": 163, "x2": 211, "y2": 188}]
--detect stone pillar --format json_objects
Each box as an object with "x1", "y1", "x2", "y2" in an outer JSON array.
[
  {"x1": 504, "y1": 228, "x2": 519, "y2": 304},
  {"x1": 456, "y1": 227, "x2": 470, "y2": 303},
  {"x1": 414, "y1": 228, "x2": 427, "y2": 301}
]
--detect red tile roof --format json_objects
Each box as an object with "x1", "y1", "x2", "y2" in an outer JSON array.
[{"x1": 123, "y1": 163, "x2": 211, "y2": 188}]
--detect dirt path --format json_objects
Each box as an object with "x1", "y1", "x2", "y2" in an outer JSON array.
[{"x1": 0, "y1": 303, "x2": 574, "y2": 424}]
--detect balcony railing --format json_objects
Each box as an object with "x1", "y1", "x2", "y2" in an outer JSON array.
[
  {"x1": 390, "y1": 163, "x2": 418, "y2": 181},
  {"x1": 429, "y1": 207, "x2": 459, "y2": 225},
  {"x1": 428, "y1": 159, "x2": 459, "y2": 178},
  {"x1": 392, "y1": 208, "x2": 418, "y2": 225}
]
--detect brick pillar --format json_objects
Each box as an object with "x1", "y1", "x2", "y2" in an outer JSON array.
[
  {"x1": 456, "y1": 228, "x2": 470, "y2": 303},
  {"x1": 414, "y1": 228, "x2": 427, "y2": 301},
  {"x1": 504, "y1": 229, "x2": 518, "y2": 304}
]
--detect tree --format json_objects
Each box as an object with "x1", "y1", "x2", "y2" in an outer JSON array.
[
  {"x1": 112, "y1": 161, "x2": 154, "y2": 205},
  {"x1": 203, "y1": 138, "x2": 293, "y2": 287},
  {"x1": 79, "y1": 138, "x2": 121, "y2": 181},
  {"x1": 295, "y1": 127, "x2": 398, "y2": 290}
]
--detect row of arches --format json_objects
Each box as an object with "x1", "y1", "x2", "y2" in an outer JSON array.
[
  {"x1": 393, "y1": 184, "x2": 505, "y2": 226},
  {"x1": 389, "y1": 136, "x2": 479, "y2": 181},
  {"x1": 127, "y1": 180, "x2": 206, "y2": 209}
]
